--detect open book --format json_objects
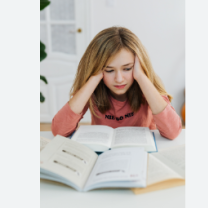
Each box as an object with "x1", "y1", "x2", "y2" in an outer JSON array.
[
  {"x1": 40, "y1": 135, "x2": 148, "y2": 192},
  {"x1": 71, "y1": 125, "x2": 157, "y2": 153},
  {"x1": 131, "y1": 144, "x2": 185, "y2": 194}
]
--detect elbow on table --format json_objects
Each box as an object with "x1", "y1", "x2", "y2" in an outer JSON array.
[
  {"x1": 51, "y1": 119, "x2": 76, "y2": 137},
  {"x1": 51, "y1": 120, "x2": 67, "y2": 137},
  {"x1": 51, "y1": 128, "x2": 58, "y2": 137},
  {"x1": 51, "y1": 128, "x2": 72, "y2": 137},
  {"x1": 51, "y1": 119, "x2": 59, "y2": 136},
  {"x1": 51, "y1": 125, "x2": 60, "y2": 137},
  {"x1": 159, "y1": 117, "x2": 183, "y2": 140},
  {"x1": 161, "y1": 127, "x2": 182, "y2": 140}
]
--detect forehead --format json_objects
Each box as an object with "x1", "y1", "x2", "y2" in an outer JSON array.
[{"x1": 106, "y1": 48, "x2": 134, "y2": 66}]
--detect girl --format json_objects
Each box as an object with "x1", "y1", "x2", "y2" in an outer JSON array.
[{"x1": 52, "y1": 27, "x2": 182, "y2": 140}]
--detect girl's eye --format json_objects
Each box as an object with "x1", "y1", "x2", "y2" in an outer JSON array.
[
  {"x1": 124, "y1": 67, "x2": 132, "y2": 71},
  {"x1": 105, "y1": 70, "x2": 114, "y2": 73}
]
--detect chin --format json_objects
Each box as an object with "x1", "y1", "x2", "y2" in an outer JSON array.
[
  {"x1": 113, "y1": 89, "x2": 127, "y2": 95},
  {"x1": 116, "y1": 90, "x2": 127, "y2": 94}
]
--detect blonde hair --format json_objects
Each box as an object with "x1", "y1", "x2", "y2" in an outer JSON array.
[{"x1": 70, "y1": 26, "x2": 172, "y2": 117}]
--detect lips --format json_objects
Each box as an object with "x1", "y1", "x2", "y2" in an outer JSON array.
[{"x1": 114, "y1": 84, "x2": 126, "y2": 89}]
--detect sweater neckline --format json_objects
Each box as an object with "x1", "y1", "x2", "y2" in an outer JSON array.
[{"x1": 109, "y1": 94, "x2": 128, "y2": 107}]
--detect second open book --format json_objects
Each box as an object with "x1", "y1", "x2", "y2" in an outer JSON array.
[
  {"x1": 71, "y1": 125, "x2": 157, "y2": 153},
  {"x1": 132, "y1": 144, "x2": 185, "y2": 194}
]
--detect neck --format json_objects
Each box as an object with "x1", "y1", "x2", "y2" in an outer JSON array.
[{"x1": 110, "y1": 91, "x2": 127, "y2": 102}]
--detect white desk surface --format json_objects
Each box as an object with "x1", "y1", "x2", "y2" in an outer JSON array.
[{"x1": 40, "y1": 129, "x2": 185, "y2": 208}]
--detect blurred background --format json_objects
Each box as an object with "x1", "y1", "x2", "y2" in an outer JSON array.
[{"x1": 40, "y1": 0, "x2": 185, "y2": 129}]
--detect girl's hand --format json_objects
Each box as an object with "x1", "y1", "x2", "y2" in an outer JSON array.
[
  {"x1": 97, "y1": 69, "x2": 104, "y2": 80},
  {"x1": 133, "y1": 56, "x2": 145, "y2": 81},
  {"x1": 92, "y1": 69, "x2": 103, "y2": 81}
]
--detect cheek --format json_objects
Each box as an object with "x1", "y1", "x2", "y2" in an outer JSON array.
[
  {"x1": 103, "y1": 73, "x2": 113, "y2": 86},
  {"x1": 126, "y1": 71, "x2": 134, "y2": 83}
]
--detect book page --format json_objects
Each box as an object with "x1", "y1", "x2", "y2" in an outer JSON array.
[
  {"x1": 40, "y1": 136, "x2": 51, "y2": 151},
  {"x1": 111, "y1": 127, "x2": 155, "y2": 150},
  {"x1": 71, "y1": 125, "x2": 114, "y2": 147},
  {"x1": 40, "y1": 135, "x2": 98, "y2": 190},
  {"x1": 147, "y1": 154, "x2": 183, "y2": 186},
  {"x1": 151, "y1": 144, "x2": 185, "y2": 178},
  {"x1": 84, "y1": 147, "x2": 147, "y2": 189}
]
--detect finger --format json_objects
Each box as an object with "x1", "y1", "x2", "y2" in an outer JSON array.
[
  {"x1": 134, "y1": 56, "x2": 139, "y2": 67},
  {"x1": 135, "y1": 55, "x2": 140, "y2": 63}
]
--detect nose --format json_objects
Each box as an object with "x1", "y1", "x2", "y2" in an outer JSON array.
[{"x1": 115, "y1": 71, "x2": 124, "y2": 83}]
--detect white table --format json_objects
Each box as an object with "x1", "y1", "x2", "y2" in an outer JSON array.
[{"x1": 40, "y1": 130, "x2": 185, "y2": 208}]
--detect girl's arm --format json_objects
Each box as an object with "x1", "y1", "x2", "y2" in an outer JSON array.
[
  {"x1": 133, "y1": 56, "x2": 167, "y2": 115},
  {"x1": 133, "y1": 56, "x2": 182, "y2": 139},
  {"x1": 51, "y1": 71, "x2": 103, "y2": 137},
  {"x1": 68, "y1": 71, "x2": 103, "y2": 114}
]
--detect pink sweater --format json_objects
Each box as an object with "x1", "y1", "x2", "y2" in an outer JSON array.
[{"x1": 52, "y1": 95, "x2": 182, "y2": 140}]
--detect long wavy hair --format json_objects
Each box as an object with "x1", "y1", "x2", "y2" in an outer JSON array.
[{"x1": 70, "y1": 26, "x2": 172, "y2": 117}]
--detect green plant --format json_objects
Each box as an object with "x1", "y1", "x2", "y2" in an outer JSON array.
[{"x1": 40, "y1": 0, "x2": 50, "y2": 103}]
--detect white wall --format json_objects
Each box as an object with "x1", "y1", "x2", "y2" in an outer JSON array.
[{"x1": 90, "y1": 0, "x2": 185, "y2": 117}]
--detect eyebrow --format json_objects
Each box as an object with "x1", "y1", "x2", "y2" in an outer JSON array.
[{"x1": 105, "y1": 63, "x2": 134, "y2": 68}]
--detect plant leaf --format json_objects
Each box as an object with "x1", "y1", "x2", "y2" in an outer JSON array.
[
  {"x1": 40, "y1": 75, "x2": 48, "y2": 84},
  {"x1": 40, "y1": 92, "x2": 45, "y2": 103},
  {"x1": 40, "y1": 0, "x2": 50, "y2": 11},
  {"x1": 40, "y1": 41, "x2": 45, "y2": 50},
  {"x1": 40, "y1": 41, "x2": 47, "y2": 62}
]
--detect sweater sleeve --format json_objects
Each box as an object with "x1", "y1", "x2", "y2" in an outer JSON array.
[
  {"x1": 152, "y1": 96, "x2": 182, "y2": 140},
  {"x1": 51, "y1": 102, "x2": 89, "y2": 137}
]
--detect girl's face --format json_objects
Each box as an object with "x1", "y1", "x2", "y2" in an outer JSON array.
[{"x1": 103, "y1": 48, "x2": 135, "y2": 101}]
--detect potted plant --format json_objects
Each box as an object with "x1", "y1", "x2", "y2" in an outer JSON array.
[{"x1": 40, "y1": 0, "x2": 50, "y2": 102}]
